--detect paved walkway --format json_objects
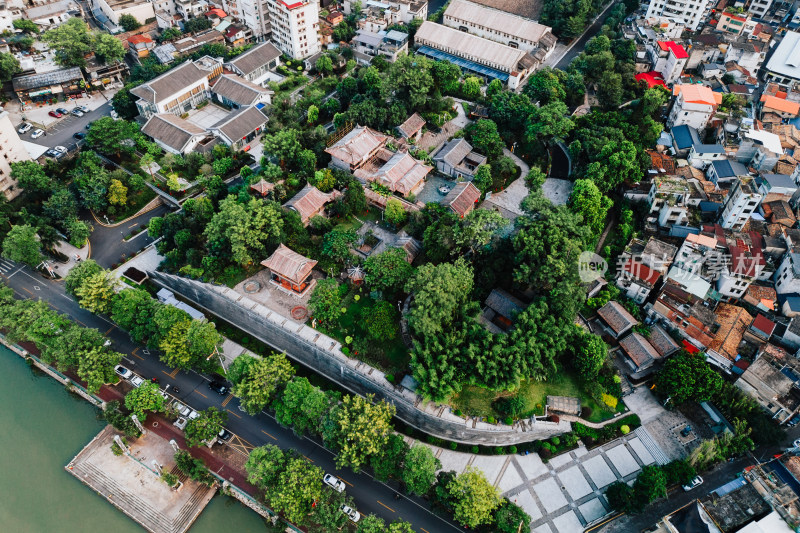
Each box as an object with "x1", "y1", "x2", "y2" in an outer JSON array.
[{"x1": 480, "y1": 148, "x2": 530, "y2": 218}]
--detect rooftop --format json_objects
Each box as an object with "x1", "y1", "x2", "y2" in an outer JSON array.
[
  {"x1": 464, "y1": 0, "x2": 542, "y2": 19},
  {"x1": 212, "y1": 74, "x2": 270, "y2": 107},
  {"x1": 283, "y1": 185, "x2": 340, "y2": 224},
  {"x1": 674, "y1": 84, "x2": 722, "y2": 106},
  {"x1": 620, "y1": 332, "x2": 661, "y2": 369},
  {"x1": 597, "y1": 301, "x2": 638, "y2": 335},
  {"x1": 261, "y1": 244, "x2": 317, "y2": 284},
  {"x1": 441, "y1": 182, "x2": 481, "y2": 217},
  {"x1": 141, "y1": 114, "x2": 206, "y2": 153},
  {"x1": 765, "y1": 31, "x2": 800, "y2": 81},
  {"x1": 444, "y1": 0, "x2": 551, "y2": 44},
  {"x1": 325, "y1": 126, "x2": 388, "y2": 167},
  {"x1": 210, "y1": 105, "x2": 267, "y2": 145},
  {"x1": 709, "y1": 303, "x2": 753, "y2": 361},
  {"x1": 227, "y1": 41, "x2": 281, "y2": 77},
  {"x1": 130, "y1": 60, "x2": 210, "y2": 104},
  {"x1": 761, "y1": 95, "x2": 800, "y2": 116},
  {"x1": 657, "y1": 40, "x2": 688, "y2": 59}
]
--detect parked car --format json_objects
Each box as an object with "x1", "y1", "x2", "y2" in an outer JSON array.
[
  {"x1": 30, "y1": 129, "x2": 44, "y2": 139},
  {"x1": 45, "y1": 149, "x2": 59, "y2": 158},
  {"x1": 53, "y1": 145, "x2": 67, "y2": 154},
  {"x1": 218, "y1": 428, "x2": 233, "y2": 442},
  {"x1": 109, "y1": 109, "x2": 119, "y2": 119},
  {"x1": 17, "y1": 123, "x2": 32, "y2": 134},
  {"x1": 77, "y1": 105, "x2": 90, "y2": 113},
  {"x1": 340, "y1": 505, "x2": 360, "y2": 523},
  {"x1": 323, "y1": 474, "x2": 346, "y2": 493},
  {"x1": 793, "y1": 438, "x2": 800, "y2": 449},
  {"x1": 85, "y1": 121, "x2": 94, "y2": 130},
  {"x1": 208, "y1": 380, "x2": 229, "y2": 396},
  {"x1": 680, "y1": 425, "x2": 693, "y2": 438},
  {"x1": 682, "y1": 476, "x2": 703, "y2": 491},
  {"x1": 71, "y1": 109, "x2": 84, "y2": 117},
  {"x1": 130, "y1": 374, "x2": 145, "y2": 388},
  {"x1": 48, "y1": 110, "x2": 62, "y2": 118},
  {"x1": 56, "y1": 108, "x2": 69, "y2": 115},
  {"x1": 188, "y1": 410, "x2": 200, "y2": 420},
  {"x1": 73, "y1": 131, "x2": 86, "y2": 139},
  {"x1": 114, "y1": 365, "x2": 132, "y2": 379},
  {"x1": 172, "y1": 401, "x2": 192, "y2": 417}
]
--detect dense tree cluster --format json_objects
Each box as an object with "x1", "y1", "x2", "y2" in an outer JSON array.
[{"x1": 43, "y1": 18, "x2": 125, "y2": 67}]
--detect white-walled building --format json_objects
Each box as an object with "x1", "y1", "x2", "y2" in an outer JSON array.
[
  {"x1": 719, "y1": 177, "x2": 763, "y2": 231},
  {"x1": 775, "y1": 252, "x2": 800, "y2": 295},
  {"x1": 765, "y1": 31, "x2": 800, "y2": 89},
  {"x1": 225, "y1": 40, "x2": 281, "y2": 86},
  {"x1": 343, "y1": 0, "x2": 427, "y2": 24},
  {"x1": 266, "y1": 0, "x2": 320, "y2": 59},
  {"x1": 237, "y1": 0, "x2": 271, "y2": 39},
  {"x1": 0, "y1": 110, "x2": 31, "y2": 200},
  {"x1": 130, "y1": 56, "x2": 223, "y2": 118},
  {"x1": 442, "y1": 0, "x2": 556, "y2": 55},
  {"x1": 91, "y1": 0, "x2": 155, "y2": 25},
  {"x1": 644, "y1": 0, "x2": 714, "y2": 31},
  {"x1": 667, "y1": 84, "x2": 720, "y2": 130},
  {"x1": 646, "y1": 40, "x2": 688, "y2": 84}
]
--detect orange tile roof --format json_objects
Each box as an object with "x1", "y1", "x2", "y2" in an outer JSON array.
[
  {"x1": 709, "y1": 303, "x2": 752, "y2": 361},
  {"x1": 673, "y1": 84, "x2": 719, "y2": 106},
  {"x1": 760, "y1": 95, "x2": 800, "y2": 116}
]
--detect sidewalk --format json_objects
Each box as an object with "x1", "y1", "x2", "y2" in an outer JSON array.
[{"x1": 49, "y1": 239, "x2": 91, "y2": 279}]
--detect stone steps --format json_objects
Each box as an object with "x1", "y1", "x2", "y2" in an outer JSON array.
[
  {"x1": 634, "y1": 426, "x2": 670, "y2": 465},
  {"x1": 172, "y1": 483, "x2": 214, "y2": 533},
  {"x1": 73, "y1": 461, "x2": 172, "y2": 532}
]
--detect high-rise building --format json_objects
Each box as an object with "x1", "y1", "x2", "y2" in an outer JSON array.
[
  {"x1": 644, "y1": 0, "x2": 713, "y2": 31},
  {"x1": 0, "y1": 111, "x2": 31, "y2": 200},
  {"x1": 266, "y1": 0, "x2": 320, "y2": 59},
  {"x1": 237, "y1": 0, "x2": 271, "y2": 40},
  {"x1": 719, "y1": 177, "x2": 763, "y2": 231}
]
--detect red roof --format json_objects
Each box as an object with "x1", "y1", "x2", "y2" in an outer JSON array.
[
  {"x1": 635, "y1": 71, "x2": 666, "y2": 88},
  {"x1": 623, "y1": 259, "x2": 660, "y2": 285},
  {"x1": 658, "y1": 41, "x2": 688, "y2": 59},
  {"x1": 682, "y1": 340, "x2": 700, "y2": 353},
  {"x1": 280, "y1": 0, "x2": 305, "y2": 8},
  {"x1": 206, "y1": 8, "x2": 226, "y2": 17},
  {"x1": 127, "y1": 34, "x2": 153, "y2": 45},
  {"x1": 723, "y1": 11, "x2": 747, "y2": 22},
  {"x1": 752, "y1": 314, "x2": 776, "y2": 336}
]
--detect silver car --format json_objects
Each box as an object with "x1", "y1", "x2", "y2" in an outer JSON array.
[
  {"x1": 323, "y1": 473, "x2": 346, "y2": 493},
  {"x1": 30, "y1": 129, "x2": 44, "y2": 139},
  {"x1": 340, "y1": 505, "x2": 360, "y2": 523}
]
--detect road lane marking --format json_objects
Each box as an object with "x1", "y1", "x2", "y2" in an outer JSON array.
[
  {"x1": 221, "y1": 394, "x2": 233, "y2": 407},
  {"x1": 341, "y1": 478, "x2": 353, "y2": 487},
  {"x1": 420, "y1": 529, "x2": 430, "y2": 533},
  {"x1": 105, "y1": 326, "x2": 114, "y2": 335},
  {"x1": 22, "y1": 287, "x2": 33, "y2": 295},
  {"x1": 303, "y1": 455, "x2": 314, "y2": 462},
  {"x1": 128, "y1": 223, "x2": 139, "y2": 228},
  {"x1": 376, "y1": 501, "x2": 396, "y2": 513},
  {"x1": 261, "y1": 430, "x2": 277, "y2": 440},
  {"x1": 226, "y1": 408, "x2": 241, "y2": 418},
  {"x1": 169, "y1": 368, "x2": 179, "y2": 378},
  {"x1": 194, "y1": 390, "x2": 207, "y2": 399},
  {"x1": 161, "y1": 370, "x2": 174, "y2": 378}
]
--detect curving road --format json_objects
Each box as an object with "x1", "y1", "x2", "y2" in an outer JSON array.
[
  {"x1": 86, "y1": 204, "x2": 171, "y2": 269},
  {"x1": 0, "y1": 258, "x2": 466, "y2": 533}
]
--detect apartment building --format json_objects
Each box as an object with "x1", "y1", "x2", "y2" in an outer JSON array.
[
  {"x1": 441, "y1": 0, "x2": 556, "y2": 56},
  {"x1": 719, "y1": 177, "x2": 763, "y2": 231},
  {"x1": 266, "y1": 0, "x2": 319, "y2": 59},
  {"x1": 646, "y1": 40, "x2": 688, "y2": 85},
  {"x1": 0, "y1": 111, "x2": 31, "y2": 201},
  {"x1": 645, "y1": 0, "x2": 714, "y2": 31},
  {"x1": 667, "y1": 84, "x2": 720, "y2": 130},
  {"x1": 237, "y1": 0, "x2": 271, "y2": 39},
  {"x1": 91, "y1": 0, "x2": 155, "y2": 25},
  {"x1": 343, "y1": 0, "x2": 427, "y2": 24}
]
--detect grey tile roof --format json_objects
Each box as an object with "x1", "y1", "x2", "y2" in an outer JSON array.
[
  {"x1": 211, "y1": 105, "x2": 267, "y2": 144},
  {"x1": 228, "y1": 41, "x2": 281, "y2": 77},
  {"x1": 142, "y1": 114, "x2": 205, "y2": 153},
  {"x1": 12, "y1": 67, "x2": 83, "y2": 91},
  {"x1": 597, "y1": 301, "x2": 638, "y2": 335},
  {"x1": 212, "y1": 74, "x2": 270, "y2": 107},
  {"x1": 434, "y1": 138, "x2": 474, "y2": 167},
  {"x1": 130, "y1": 61, "x2": 208, "y2": 104}
]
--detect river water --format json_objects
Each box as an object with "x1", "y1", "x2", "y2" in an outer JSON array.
[{"x1": 0, "y1": 344, "x2": 266, "y2": 533}]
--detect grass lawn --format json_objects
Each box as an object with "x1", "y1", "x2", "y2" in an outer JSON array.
[
  {"x1": 332, "y1": 215, "x2": 364, "y2": 233},
  {"x1": 315, "y1": 287, "x2": 410, "y2": 375},
  {"x1": 450, "y1": 370, "x2": 624, "y2": 423},
  {"x1": 106, "y1": 187, "x2": 157, "y2": 223}
]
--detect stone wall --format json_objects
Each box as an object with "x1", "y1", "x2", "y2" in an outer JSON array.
[{"x1": 150, "y1": 272, "x2": 571, "y2": 445}]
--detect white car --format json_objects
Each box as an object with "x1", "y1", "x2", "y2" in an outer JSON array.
[
  {"x1": 109, "y1": 109, "x2": 119, "y2": 119},
  {"x1": 114, "y1": 365, "x2": 132, "y2": 379},
  {"x1": 682, "y1": 476, "x2": 704, "y2": 492},
  {"x1": 793, "y1": 438, "x2": 800, "y2": 449},
  {"x1": 71, "y1": 109, "x2": 84, "y2": 117},
  {"x1": 323, "y1": 474, "x2": 346, "y2": 493},
  {"x1": 53, "y1": 145, "x2": 67, "y2": 154},
  {"x1": 172, "y1": 401, "x2": 192, "y2": 417},
  {"x1": 129, "y1": 374, "x2": 145, "y2": 388},
  {"x1": 18, "y1": 123, "x2": 32, "y2": 134},
  {"x1": 188, "y1": 410, "x2": 200, "y2": 420},
  {"x1": 77, "y1": 105, "x2": 90, "y2": 113},
  {"x1": 340, "y1": 505, "x2": 360, "y2": 523},
  {"x1": 30, "y1": 129, "x2": 44, "y2": 139}
]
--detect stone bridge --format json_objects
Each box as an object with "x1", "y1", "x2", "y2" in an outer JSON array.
[{"x1": 149, "y1": 272, "x2": 572, "y2": 445}]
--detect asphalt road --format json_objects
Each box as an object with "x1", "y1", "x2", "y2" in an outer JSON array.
[
  {"x1": 34, "y1": 100, "x2": 114, "y2": 152},
  {"x1": 0, "y1": 258, "x2": 466, "y2": 533},
  {"x1": 555, "y1": 1, "x2": 621, "y2": 70},
  {"x1": 86, "y1": 203, "x2": 172, "y2": 269}
]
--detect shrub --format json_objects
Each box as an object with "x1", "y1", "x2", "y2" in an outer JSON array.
[
  {"x1": 385, "y1": 373, "x2": 394, "y2": 383},
  {"x1": 620, "y1": 425, "x2": 631, "y2": 435},
  {"x1": 471, "y1": 446, "x2": 479, "y2": 454},
  {"x1": 449, "y1": 442, "x2": 458, "y2": 450},
  {"x1": 494, "y1": 446, "x2": 504, "y2": 455},
  {"x1": 549, "y1": 414, "x2": 560, "y2": 423},
  {"x1": 508, "y1": 445, "x2": 517, "y2": 454},
  {"x1": 613, "y1": 375, "x2": 622, "y2": 384},
  {"x1": 539, "y1": 448, "x2": 552, "y2": 460},
  {"x1": 532, "y1": 441, "x2": 542, "y2": 451},
  {"x1": 551, "y1": 437, "x2": 561, "y2": 446},
  {"x1": 504, "y1": 416, "x2": 513, "y2": 425},
  {"x1": 487, "y1": 416, "x2": 496, "y2": 424},
  {"x1": 602, "y1": 393, "x2": 619, "y2": 409},
  {"x1": 454, "y1": 409, "x2": 462, "y2": 416}
]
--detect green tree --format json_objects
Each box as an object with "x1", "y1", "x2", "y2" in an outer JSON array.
[
  {"x1": 66, "y1": 218, "x2": 92, "y2": 248},
  {"x1": 108, "y1": 179, "x2": 128, "y2": 206},
  {"x1": 633, "y1": 465, "x2": 668, "y2": 504},
  {"x1": 86, "y1": 118, "x2": 141, "y2": 158},
  {"x1": 402, "y1": 444, "x2": 441, "y2": 496},
  {"x1": 363, "y1": 248, "x2": 413, "y2": 294},
  {"x1": 524, "y1": 67, "x2": 566, "y2": 104},
  {"x1": 308, "y1": 278, "x2": 342, "y2": 324},
  {"x1": 65, "y1": 259, "x2": 103, "y2": 295},
  {"x1": 472, "y1": 165, "x2": 493, "y2": 194},
  {"x1": 321, "y1": 228, "x2": 356, "y2": 264},
  {"x1": 203, "y1": 197, "x2": 283, "y2": 266},
  {"x1": 233, "y1": 352, "x2": 296, "y2": 414},
  {"x1": 597, "y1": 71, "x2": 623, "y2": 109},
  {"x1": 361, "y1": 300, "x2": 398, "y2": 340},
  {"x1": 655, "y1": 352, "x2": 723, "y2": 405},
  {"x1": 272, "y1": 377, "x2": 332, "y2": 436},
  {"x1": 370, "y1": 433, "x2": 409, "y2": 482},
  {"x1": 572, "y1": 331, "x2": 608, "y2": 380},
  {"x1": 466, "y1": 119, "x2": 505, "y2": 160},
  {"x1": 405, "y1": 259, "x2": 473, "y2": 338},
  {"x1": 125, "y1": 380, "x2": 166, "y2": 419},
  {"x1": 2, "y1": 224, "x2": 43, "y2": 266},
  {"x1": 388, "y1": 54, "x2": 434, "y2": 109},
  {"x1": 118, "y1": 14, "x2": 141, "y2": 31},
  {"x1": 184, "y1": 407, "x2": 228, "y2": 447},
  {"x1": 0, "y1": 52, "x2": 21, "y2": 82},
  {"x1": 309, "y1": 492, "x2": 351, "y2": 532},
  {"x1": 93, "y1": 32, "x2": 125, "y2": 64},
  {"x1": 110, "y1": 287, "x2": 160, "y2": 343},
  {"x1": 159, "y1": 319, "x2": 222, "y2": 370},
  {"x1": 245, "y1": 444, "x2": 286, "y2": 488},
  {"x1": 307, "y1": 104, "x2": 319, "y2": 124},
  {"x1": 262, "y1": 129, "x2": 302, "y2": 169},
  {"x1": 315, "y1": 54, "x2": 333, "y2": 76},
  {"x1": 77, "y1": 346, "x2": 122, "y2": 393},
  {"x1": 455, "y1": 209, "x2": 507, "y2": 254},
  {"x1": 324, "y1": 394, "x2": 395, "y2": 471},
  {"x1": 227, "y1": 353, "x2": 258, "y2": 385},
  {"x1": 43, "y1": 18, "x2": 92, "y2": 67},
  {"x1": 526, "y1": 101, "x2": 574, "y2": 142},
  {"x1": 43, "y1": 188, "x2": 78, "y2": 223},
  {"x1": 605, "y1": 481, "x2": 636, "y2": 513},
  {"x1": 384, "y1": 198, "x2": 407, "y2": 226},
  {"x1": 183, "y1": 16, "x2": 212, "y2": 33},
  {"x1": 159, "y1": 26, "x2": 182, "y2": 42},
  {"x1": 12, "y1": 19, "x2": 38, "y2": 33},
  {"x1": 568, "y1": 179, "x2": 612, "y2": 236},
  {"x1": 269, "y1": 457, "x2": 324, "y2": 524},
  {"x1": 74, "y1": 271, "x2": 116, "y2": 314},
  {"x1": 495, "y1": 499, "x2": 532, "y2": 533},
  {"x1": 461, "y1": 76, "x2": 481, "y2": 100},
  {"x1": 10, "y1": 161, "x2": 52, "y2": 193},
  {"x1": 447, "y1": 467, "x2": 502, "y2": 528}
]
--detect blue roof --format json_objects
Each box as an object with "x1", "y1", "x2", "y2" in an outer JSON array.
[
  {"x1": 710, "y1": 159, "x2": 748, "y2": 178},
  {"x1": 785, "y1": 295, "x2": 800, "y2": 311},
  {"x1": 692, "y1": 142, "x2": 725, "y2": 154},
  {"x1": 416, "y1": 46, "x2": 509, "y2": 82},
  {"x1": 671, "y1": 125, "x2": 699, "y2": 150}
]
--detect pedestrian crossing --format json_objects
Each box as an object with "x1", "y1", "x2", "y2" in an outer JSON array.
[{"x1": 0, "y1": 259, "x2": 15, "y2": 275}]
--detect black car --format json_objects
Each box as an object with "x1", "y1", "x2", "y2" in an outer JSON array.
[
  {"x1": 73, "y1": 131, "x2": 86, "y2": 139},
  {"x1": 218, "y1": 428, "x2": 233, "y2": 442},
  {"x1": 85, "y1": 121, "x2": 94, "y2": 130},
  {"x1": 208, "y1": 380, "x2": 229, "y2": 395}
]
